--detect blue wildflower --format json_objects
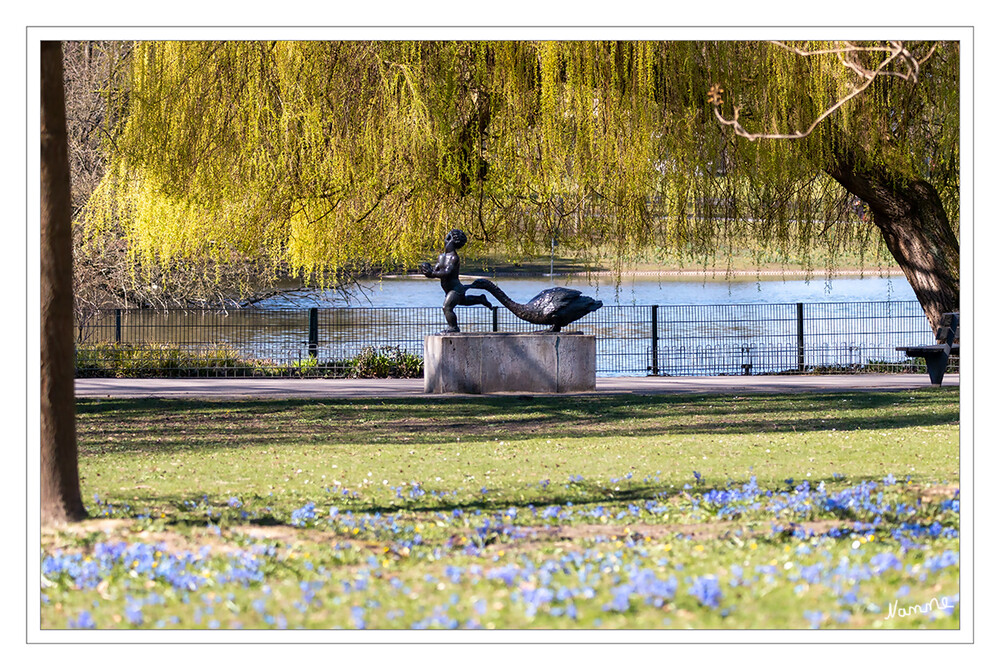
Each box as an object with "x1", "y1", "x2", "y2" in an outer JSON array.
[
  {"x1": 290, "y1": 502, "x2": 317, "y2": 527},
  {"x1": 444, "y1": 565, "x2": 464, "y2": 584},
  {"x1": 923, "y1": 550, "x2": 959, "y2": 573},
  {"x1": 604, "y1": 585, "x2": 633, "y2": 613},
  {"x1": 350, "y1": 606, "x2": 366, "y2": 629},
  {"x1": 521, "y1": 587, "x2": 554, "y2": 617},
  {"x1": 487, "y1": 564, "x2": 521, "y2": 587},
  {"x1": 688, "y1": 575, "x2": 723, "y2": 609},
  {"x1": 870, "y1": 552, "x2": 902, "y2": 575},
  {"x1": 124, "y1": 598, "x2": 144, "y2": 625},
  {"x1": 799, "y1": 564, "x2": 824, "y2": 584},
  {"x1": 632, "y1": 570, "x2": 677, "y2": 607},
  {"x1": 940, "y1": 498, "x2": 960, "y2": 513},
  {"x1": 804, "y1": 610, "x2": 824, "y2": 629},
  {"x1": 69, "y1": 610, "x2": 96, "y2": 629}
]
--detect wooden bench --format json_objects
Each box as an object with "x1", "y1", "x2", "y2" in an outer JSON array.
[{"x1": 896, "y1": 312, "x2": 959, "y2": 386}]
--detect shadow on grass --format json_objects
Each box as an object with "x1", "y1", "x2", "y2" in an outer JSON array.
[
  {"x1": 76, "y1": 389, "x2": 959, "y2": 456},
  {"x1": 115, "y1": 483, "x2": 685, "y2": 523},
  {"x1": 88, "y1": 471, "x2": 949, "y2": 535}
]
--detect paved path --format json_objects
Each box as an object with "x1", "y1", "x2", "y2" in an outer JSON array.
[{"x1": 75, "y1": 374, "x2": 958, "y2": 399}]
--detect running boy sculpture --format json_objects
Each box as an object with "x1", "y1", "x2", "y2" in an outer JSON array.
[{"x1": 420, "y1": 229, "x2": 492, "y2": 333}]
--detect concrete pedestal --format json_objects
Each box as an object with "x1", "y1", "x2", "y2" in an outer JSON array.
[{"x1": 424, "y1": 333, "x2": 596, "y2": 394}]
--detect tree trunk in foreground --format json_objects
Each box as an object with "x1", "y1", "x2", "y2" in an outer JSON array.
[
  {"x1": 41, "y1": 41, "x2": 86, "y2": 525},
  {"x1": 826, "y1": 152, "x2": 960, "y2": 332}
]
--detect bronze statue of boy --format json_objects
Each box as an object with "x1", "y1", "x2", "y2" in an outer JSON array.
[{"x1": 420, "y1": 229, "x2": 492, "y2": 332}]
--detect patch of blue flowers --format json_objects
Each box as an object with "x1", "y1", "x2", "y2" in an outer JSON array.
[
  {"x1": 41, "y1": 541, "x2": 269, "y2": 594},
  {"x1": 43, "y1": 473, "x2": 959, "y2": 629}
]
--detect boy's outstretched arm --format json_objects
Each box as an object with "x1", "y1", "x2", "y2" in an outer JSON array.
[{"x1": 420, "y1": 254, "x2": 457, "y2": 278}]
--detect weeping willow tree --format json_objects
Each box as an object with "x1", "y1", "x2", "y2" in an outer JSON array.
[{"x1": 82, "y1": 40, "x2": 959, "y2": 325}]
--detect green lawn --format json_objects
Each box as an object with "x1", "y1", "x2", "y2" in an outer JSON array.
[{"x1": 41, "y1": 389, "x2": 960, "y2": 630}]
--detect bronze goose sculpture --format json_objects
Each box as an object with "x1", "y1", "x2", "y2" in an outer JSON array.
[{"x1": 469, "y1": 278, "x2": 602, "y2": 332}]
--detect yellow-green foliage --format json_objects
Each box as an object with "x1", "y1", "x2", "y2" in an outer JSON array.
[{"x1": 82, "y1": 40, "x2": 959, "y2": 284}]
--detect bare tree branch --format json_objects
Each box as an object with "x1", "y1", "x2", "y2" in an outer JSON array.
[{"x1": 710, "y1": 41, "x2": 936, "y2": 142}]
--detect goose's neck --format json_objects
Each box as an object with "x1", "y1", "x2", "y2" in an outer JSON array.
[{"x1": 478, "y1": 280, "x2": 525, "y2": 315}]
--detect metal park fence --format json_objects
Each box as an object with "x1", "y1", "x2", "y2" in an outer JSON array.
[{"x1": 74, "y1": 300, "x2": 957, "y2": 378}]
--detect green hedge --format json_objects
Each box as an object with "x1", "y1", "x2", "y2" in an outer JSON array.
[{"x1": 75, "y1": 343, "x2": 423, "y2": 379}]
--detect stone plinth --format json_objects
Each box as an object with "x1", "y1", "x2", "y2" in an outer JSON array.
[{"x1": 424, "y1": 333, "x2": 596, "y2": 394}]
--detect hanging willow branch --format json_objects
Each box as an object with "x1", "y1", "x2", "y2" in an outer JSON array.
[{"x1": 77, "y1": 40, "x2": 957, "y2": 291}]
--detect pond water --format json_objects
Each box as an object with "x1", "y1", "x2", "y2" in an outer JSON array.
[
  {"x1": 256, "y1": 272, "x2": 916, "y2": 309},
  {"x1": 82, "y1": 272, "x2": 930, "y2": 377}
]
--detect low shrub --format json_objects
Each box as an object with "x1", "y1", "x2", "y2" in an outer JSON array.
[
  {"x1": 75, "y1": 343, "x2": 423, "y2": 379},
  {"x1": 345, "y1": 346, "x2": 423, "y2": 379},
  {"x1": 75, "y1": 343, "x2": 252, "y2": 378}
]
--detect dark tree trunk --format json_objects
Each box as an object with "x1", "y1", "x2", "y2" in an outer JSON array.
[
  {"x1": 826, "y1": 151, "x2": 960, "y2": 332},
  {"x1": 41, "y1": 41, "x2": 86, "y2": 525}
]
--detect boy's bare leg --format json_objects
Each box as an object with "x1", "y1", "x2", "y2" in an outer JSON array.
[
  {"x1": 441, "y1": 291, "x2": 461, "y2": 333},
  {"x1": 463, "y1": 293, "x2": 492, "y2": 308}
]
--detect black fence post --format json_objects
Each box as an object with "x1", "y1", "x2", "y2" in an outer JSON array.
[
  {"x1": 796, "y1": 302, "x2": 805, "y2": 372},
  {"x1": 308, "y1": 308, "x2": 319, "y2": 358},
  {"x1": 115, "y1": 309, "x2": 122, "y2": 344},
  {"x1": 492, "y1": 305, "x2": 499, "y2": 332},
  {"x1": 650, "y1": 305, "x2": 659, "y2": 376}
]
